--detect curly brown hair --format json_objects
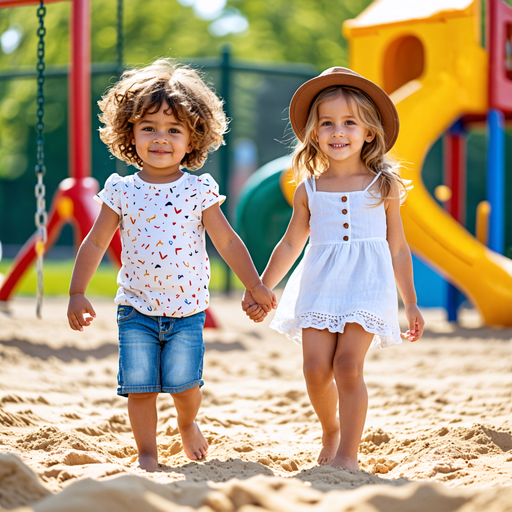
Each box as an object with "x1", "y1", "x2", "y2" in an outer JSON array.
[{"x1": 98, "y1": 59, "x2": 228, "y2": 170}]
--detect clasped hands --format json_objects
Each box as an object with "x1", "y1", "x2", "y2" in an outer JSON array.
[{"x1": 242, "y1": 284, "x2": 277, "y2": 323}]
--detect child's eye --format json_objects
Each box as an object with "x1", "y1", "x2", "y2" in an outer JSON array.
[
  {"x1": 142, "y1": 127, "x2": 154, "y2": 132},
  {"x1": 169, "y1": 128, "x2": 180, "y2": 134},
  {"x1": 345, "y1": 120, "x2": 356, "y2": 125},
  {"x1": 321, "y1": 121, "x2": 332, "y2": 126}
]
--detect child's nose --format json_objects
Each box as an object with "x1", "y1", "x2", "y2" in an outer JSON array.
[{"x1": 153, "y1": 133, "x2": 168, "y2": 143}]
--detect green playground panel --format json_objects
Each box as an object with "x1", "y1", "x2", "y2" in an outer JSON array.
[{"x1": 236, "y1": 156, "x2": 294, "y2": 274}]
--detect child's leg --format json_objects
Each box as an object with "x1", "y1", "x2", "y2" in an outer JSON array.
[
  {"x1": 331, "y1": 322, "x2": 373, "y2": 469},
  {"x1": 117, "y1": 306, "x2": 163, "y2": 472},
  {"x1": 302, "y1": 327, "x2": 340, "y2": 465},
  {"x1": 171, "y1": 386, "x2": 208, "y2": 460},
  {"x1": 128, "y1": 392, "x2": 159, "y2": 471},
  {"x1": 162, "y1": 312, "x2": 208, "y2": 461}
]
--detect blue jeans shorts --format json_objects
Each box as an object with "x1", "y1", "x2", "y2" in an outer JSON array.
[{"x1": 116, "y1": 305, "x2": 206, "y2": 397}]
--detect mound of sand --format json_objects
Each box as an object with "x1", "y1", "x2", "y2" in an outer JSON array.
[{"x1": 3, "y1": 454, "x2": 512, "y2": 512}]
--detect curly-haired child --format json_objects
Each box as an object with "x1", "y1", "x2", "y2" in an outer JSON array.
[{"x1": 67, "y1": 59, "x2": 276, "y2": 472}]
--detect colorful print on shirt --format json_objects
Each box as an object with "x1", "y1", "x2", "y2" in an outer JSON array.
[{"x1": 95, "y1": 172, "x2": 225, "y2": 317}]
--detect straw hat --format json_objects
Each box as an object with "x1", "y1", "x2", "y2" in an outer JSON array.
[{"x1": 289, "y1": 67, "x2": 399, "y2": 152}]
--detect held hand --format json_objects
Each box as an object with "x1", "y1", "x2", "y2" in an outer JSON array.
[
  {"x1": 241, "y1": 289, "x2": 267, "y2": 323},
  {"x1": 67, "y1": 293, "x2": 96, "y2": 331},
  {"x1": 401, "y1": 304, "x2": 424, "y2": 342},
  {"x1": 250, "y1": 283, "x2": 277, "y2": 313},
  {"x1": 271, "y1": 290, "x2": 277, "y2": 310}
]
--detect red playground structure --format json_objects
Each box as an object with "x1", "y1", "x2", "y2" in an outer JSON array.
[{"x1": 0, "y1": 0, "x2": 217, "y2": 328}]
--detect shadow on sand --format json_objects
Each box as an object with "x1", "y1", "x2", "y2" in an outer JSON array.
[
  {"x1": 0, "y1": 336, "x2": 246, "y2": 362},
  {"x1": 156, "y1": 457, "x2": 412, "y2": 492}
]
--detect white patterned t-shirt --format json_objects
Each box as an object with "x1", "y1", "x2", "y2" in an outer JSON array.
[{"x1": 95, "y1": 171, "x2": 225, "y2": 317}]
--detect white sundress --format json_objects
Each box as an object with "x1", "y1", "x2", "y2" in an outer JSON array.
[{"x1": 270, "y1": 172, "x2": 401, "y2": 350}]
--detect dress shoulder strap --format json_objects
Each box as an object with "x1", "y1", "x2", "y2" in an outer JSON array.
[
  {"x1": 304, "y1": 177, "x2": 316, "y2": 193},
  {"x1": 304, "y1": 177, "x2": 316, "y2": 192},
  {"x1": 303, "y1": 177, "x2": 316, "y2": 204},
  {"x1": 364, "y1": 171, "x2": 382, "y2": 192}
]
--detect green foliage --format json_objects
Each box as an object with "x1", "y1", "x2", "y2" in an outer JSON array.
[
  {"x1": 0, "y1": 0, "x2": 373, "y2": 71},
  {"x1": 224, "y1": 0, "x2": 362, "y2": 67}
]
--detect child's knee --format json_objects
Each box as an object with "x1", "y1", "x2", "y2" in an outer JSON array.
[
  {"x1": 303, "y1": 361, "x2": 333, "y2": 387},
  {"x1": 333, "y1": 358, "x2": 363, "y2": 388}
]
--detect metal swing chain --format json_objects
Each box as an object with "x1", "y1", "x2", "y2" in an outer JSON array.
[
  {"x1": 116, "y1": 0, "x2": 124, "y2": 69},
  {"x1": 35, "y1": 0, "x2": 47, "y2": 319}
]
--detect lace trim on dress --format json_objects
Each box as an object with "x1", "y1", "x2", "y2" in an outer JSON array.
[{"x1": 270, "y1": 310, "x2": 402, "y2": 350}]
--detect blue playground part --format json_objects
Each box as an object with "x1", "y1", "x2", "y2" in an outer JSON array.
[{"x1": 487, "y1": 108, "x2": 505, "y2": 254}]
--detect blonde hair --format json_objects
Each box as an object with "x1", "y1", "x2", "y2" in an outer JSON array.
[
  {"x1": 291, "y1": 86, "x2": 408, "y2": 204},
  {"x1": 98, "y1": 58, "x2": 228, "y2": 170}
]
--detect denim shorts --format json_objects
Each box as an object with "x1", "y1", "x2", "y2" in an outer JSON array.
[{"x1": 116, "y1": 305, "x2": 206, "y2": 397}]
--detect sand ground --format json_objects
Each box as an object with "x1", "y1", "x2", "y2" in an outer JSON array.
[{"x1": 1, "y1": 295, "x2": 512, "y2": 511}]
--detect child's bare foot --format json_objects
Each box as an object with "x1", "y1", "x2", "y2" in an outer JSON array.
[
  {"x1": 136, "y1": 453, "x2": 160, "y2": 472},
  {"x1": 331, "y1": 454, "x2": 359, "y2": 470},
  {"x1": 180, "y1": 421, "x2": 208, "y2": 460},
  {"x1": 318, "y1": 427, "x2": 340, "y2": 465}
]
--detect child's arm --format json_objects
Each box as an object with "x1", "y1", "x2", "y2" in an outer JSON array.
[
  {"x1": 67, "y1": 203, "x2": 120, "y2": 331},
  {"x1": 202, "y1": 204, "x2": 276, "y2": 311},
  {"x1": 386, "y1": 185, "x2": 425, "y2": 341},
  {"x1": 242, "y1": 182, "x2": 311, "y2": 322},
  {"x1": 260, "y1": 183, "x2": 311, "y2": 289}
]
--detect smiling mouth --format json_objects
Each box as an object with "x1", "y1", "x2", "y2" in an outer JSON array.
[
  {"x1": 150, "y1": 150, "x2": 171, "y2": 154},
  {"x1": 330, "y1": 143, "x2": 349, "y2": 148}
]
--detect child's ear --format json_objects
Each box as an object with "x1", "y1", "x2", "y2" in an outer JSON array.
[{"x1": 366, "y1": 131, "x2": 376, "y2": 143}]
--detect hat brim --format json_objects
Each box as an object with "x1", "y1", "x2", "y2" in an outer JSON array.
[{"x1": 289, "y1": 70, "x2": 399, "y2": 153}]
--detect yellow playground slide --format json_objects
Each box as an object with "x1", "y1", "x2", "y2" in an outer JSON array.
[
  {"x1": 282, "y1": 0, "x2": 512, "y2": 325},
  {"x1": 392, "y1": 80, "x2": 512, "y2": 327}
]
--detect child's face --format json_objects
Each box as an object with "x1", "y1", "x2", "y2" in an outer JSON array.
[
  {"x1": 316, "y1": 94, "x2": 374, "y2": 167},
  {"x1": 132, "y1": 103, "x2": 192, "y2": 177}
]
